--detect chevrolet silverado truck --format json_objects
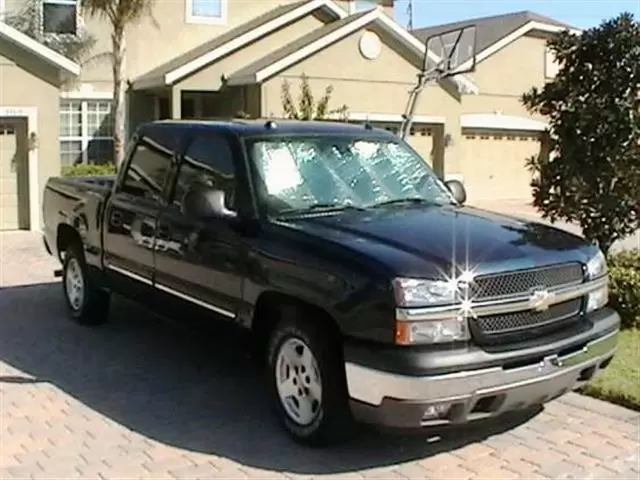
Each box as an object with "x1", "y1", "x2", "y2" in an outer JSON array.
[{"x1": 42, "y1": 119, "x2": 620, "y2": 446}]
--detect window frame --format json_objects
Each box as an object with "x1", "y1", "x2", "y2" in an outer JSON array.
[
  {"x1": 42, "y1": 0, "x2": 79, "y2": 36},
  {"x1": 116, "y1": 135, "x2": 175, "y2": 204},
  {"x1": 169, "y1": 131, "x2": 238, "y2": 211},
  {"x1": 59, "y1": 98, "x2": 114, "y2": 165},
  {"x1": 185, "y1": 0, "x2": 227, "y2": 25}
]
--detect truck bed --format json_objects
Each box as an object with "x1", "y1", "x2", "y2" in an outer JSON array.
[{"x1": 42, "y1": 175, "x2": 115, "y2": 262}]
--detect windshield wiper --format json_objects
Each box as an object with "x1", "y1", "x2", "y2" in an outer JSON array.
[
  {"x1": 370, "y1": 197, "x2": 445, "y2": 209},
  {"x1": 279, "y1": 203, "x2": 366, "y2": 215}
]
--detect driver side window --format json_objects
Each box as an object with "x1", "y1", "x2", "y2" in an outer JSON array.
[{"x1": 171, "y1": 133, "x2": 237, "y2": 211}]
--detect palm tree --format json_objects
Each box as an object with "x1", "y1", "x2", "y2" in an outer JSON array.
[{"x1": 81, "y1": 0, "x2": 155, "y2": 166}]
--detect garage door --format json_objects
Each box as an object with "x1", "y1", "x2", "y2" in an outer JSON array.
[
  {"x1": 0, "y1": 123, "x2": 20, "y2": 230},
  {"x1": 375, "y1": 123, "x2": 434, "y2": 166},
  {"x1": 460, "y1": 130, "x2": 541, "y2": 203}
]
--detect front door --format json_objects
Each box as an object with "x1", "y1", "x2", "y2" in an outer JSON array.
[
  {"x1": 0, "y1": 120, "x2": 27, "y2": 230},
  {"x1": 154, "y1": 132, "x2": 244, "y2": 320},
  {"x1": 103, "y1": 133, "x2": 173, "y2": 298}
]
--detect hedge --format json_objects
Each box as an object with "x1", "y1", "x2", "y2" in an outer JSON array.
[
  {"x1": 61, "y1": 163, "x2": 116, "y2": 177},
  {"x1": 608, "y1": 249, "x2": 640, "y2": 330}
]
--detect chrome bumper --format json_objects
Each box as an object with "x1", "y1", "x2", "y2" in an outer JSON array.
[{"x1": 346, "y1": 329, "x2": 619, "y2": 427}]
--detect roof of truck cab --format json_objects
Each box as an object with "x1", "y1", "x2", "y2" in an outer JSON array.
[{"x1": 137, "y1": 118, "x2": 394, "y2": 138}]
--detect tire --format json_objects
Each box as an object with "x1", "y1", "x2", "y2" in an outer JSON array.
[
  {"x1": 266, "y1": 310, "x2": 354, "y2": 446},
  {"x1": 62, "y1": 244, "x2": 111, "y2": 326}
]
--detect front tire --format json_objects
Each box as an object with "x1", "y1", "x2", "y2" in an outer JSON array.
[
  {"x1": 266, "y1": 312, "x2": 354, "y2": 446},
  {"x1": 62, "y1": 244, "x2": 110, "y2": 326}
]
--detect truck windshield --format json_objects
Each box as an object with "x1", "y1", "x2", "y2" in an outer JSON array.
[{"x1": 247, "y1": 135, "x2": 454, "y2": 215}]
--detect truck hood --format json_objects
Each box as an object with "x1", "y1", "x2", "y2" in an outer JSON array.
[{"x1": 280, "y1": 205, "x2": 596, "y2": 277}]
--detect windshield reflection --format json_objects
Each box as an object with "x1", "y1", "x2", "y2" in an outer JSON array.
[{"x1": 247, "y1": 135, "x2": 454, "y2": 216}]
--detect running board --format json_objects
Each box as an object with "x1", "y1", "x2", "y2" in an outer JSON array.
[{"x1": 54, "y1": 269, "x2": 63, "y2": 278}]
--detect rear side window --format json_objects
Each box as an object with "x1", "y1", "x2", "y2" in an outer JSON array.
[
  {"x1": 120, "y1": 135, "x2": 173, "y2": 202},
  {"x1": 172, "y1": 134, "x2": 237, "y2": 210}
]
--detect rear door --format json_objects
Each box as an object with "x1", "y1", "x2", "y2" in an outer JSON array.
[{"x1": 102, "y1": 129, "x2": 175, "y2": 298}]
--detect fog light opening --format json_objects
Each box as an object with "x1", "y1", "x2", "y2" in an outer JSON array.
[
  {"x1": 599, "y1": 356, "x2": 613, "y2": 370},
  {"x1": 578, "y1": 365, "x2": 597, "y2": 382},
  {"x1": 421, "y1": 402, "x2": 451, "y2": 420}
]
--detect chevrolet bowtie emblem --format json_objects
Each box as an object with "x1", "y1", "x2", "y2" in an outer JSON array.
[{"x1": 528, "y1": 287, "x2": 555, "y2": 312}]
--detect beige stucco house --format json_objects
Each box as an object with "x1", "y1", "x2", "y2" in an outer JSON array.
[{"x1": 0, "y1": 0, "x2": 578, "y2": 231}]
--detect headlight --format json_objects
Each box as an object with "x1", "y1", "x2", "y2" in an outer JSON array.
[
  {"x1": 586, "y1": 250, "x2": 609, "y2": 313},
  {"x1": 392, "y1": 277, "x2": 457, "y2": 307},
  {"x1": 586, "y1": 250, "x2": 607, "y2": 279},
  {"x1": 393, "y1": 277, "x2": 469, "y2": 345},
  {"x1": 395, "y1": 317, "x2": 470, "y2": 345}
]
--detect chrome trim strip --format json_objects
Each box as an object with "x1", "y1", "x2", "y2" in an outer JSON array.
[
  {"x1": 396, "y1": 276, "x2": 608, "y2": 322},
  {"x1": 107, "y1": 264, "x2": 153, "y2": 285},
  {"x1": 106, "y1": 264, "x2": 236, "y2": 319},
  {"x1": 345, "y1": 328, "x2": 619, "y2": 406},
  {"x1": 155, "y1": 283, "x2": 236, "y2": 319}
]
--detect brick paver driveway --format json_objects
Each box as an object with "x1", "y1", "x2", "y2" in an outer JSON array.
[{"x1": 1, "y1": 232, "x2": 638, "y2": 479}]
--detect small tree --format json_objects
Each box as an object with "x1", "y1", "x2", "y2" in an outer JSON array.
[
  {"x1": 81, "y1": 0, "x2": 155, "y2": 167},
  {"x1": 281, "y1": 74, "x2": 348, "y2": 120},
  {"x1": 5, "y1": 0, "x2": 96, "y2": 64},
  {"x1": 521, "y1": 12, "x2": 640, "y2": 255}
]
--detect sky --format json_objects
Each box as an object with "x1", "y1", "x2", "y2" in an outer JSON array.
[{"x1": 394, "y1": 0, "x2": 640, "y2": 30}]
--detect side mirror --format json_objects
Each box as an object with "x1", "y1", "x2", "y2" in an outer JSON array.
[
  {"x1": 183, "y1": 185, "x2": 237, "y2": 220},
  {"x1": 445, "y1": 179, "x2": 467, "y2": 205}
]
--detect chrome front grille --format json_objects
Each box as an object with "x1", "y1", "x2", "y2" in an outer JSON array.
[
  {"x1": 470, "y1": 263, "x2": 584, "y2": 301},
  {"x1": 475, "y1": 298, "x2": 582, "y2": 335}
]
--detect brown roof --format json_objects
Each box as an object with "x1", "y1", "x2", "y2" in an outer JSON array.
[
  {"x1": 226, "y1": 11, "x2": 372, "y2": 83},
  {"x1": 133, "y1": 0, "x2": 323, "y2": 87},
  {"x1": 412, "y1": 11, "x2": 573, "y2": 65}
]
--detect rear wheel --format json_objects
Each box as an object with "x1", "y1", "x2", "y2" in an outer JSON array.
[
  {"x1": 266, "y1": 312, "x2": 354, "y2": 446},
  {"x1": 62, "y1": 244, "x2": 110, "y2": 326}
]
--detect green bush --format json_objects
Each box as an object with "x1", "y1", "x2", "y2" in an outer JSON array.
[
  {"x1": 61, "y1": 163, "x2": 116, "y2": 177},
  {"x1": 608, "y1": 249, "x2": 640, "y2": 329}
]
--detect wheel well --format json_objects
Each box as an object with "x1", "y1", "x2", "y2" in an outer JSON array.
[
  {"x1": 56, "y1": 224, "x2": 81, "y2": 261},
  {"x1": 250, "y1": 292, "x2": 342, "y2": 362}
]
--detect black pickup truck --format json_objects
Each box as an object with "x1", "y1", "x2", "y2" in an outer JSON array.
[{"x1": 42, "y1": 119, "x2": 620, "y2": 446}]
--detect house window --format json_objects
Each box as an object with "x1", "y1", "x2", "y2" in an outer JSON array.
[
  {"x1": 545, "y1": 46, "x2": 560, "y2": 79},
  {"x1": 42, "y1": 0, "x2": 78, "y2": 35},
  {"x1": 187, "y1": 0, "x2": 227, "y2": 24},
  {"x1": 59, "y1": 100, "x2": 114, "y2": 165},
  {"x1": 352, "y1": 0, "x2": 379, "y2": 13}
]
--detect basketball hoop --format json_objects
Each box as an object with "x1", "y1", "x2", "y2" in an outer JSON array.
[{"x1": 399, "y1": 24, "x2": 478, "y2": 140}]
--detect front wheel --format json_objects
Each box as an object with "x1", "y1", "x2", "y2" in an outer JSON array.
[
  {"x1": 266, "y1": 314, "x2": 354, "y2": 446},
  {"x1": 62, "y1": 245, "x2": 110, "y2": 326}
]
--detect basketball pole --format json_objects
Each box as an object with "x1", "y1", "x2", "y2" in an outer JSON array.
[{"x1": 399, "y1": 25, "x2": 477, "y2": 141}]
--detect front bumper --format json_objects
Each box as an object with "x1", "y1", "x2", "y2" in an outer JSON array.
[{"x1": 346, "y1": 308, "x2": 620, "y2": 429}]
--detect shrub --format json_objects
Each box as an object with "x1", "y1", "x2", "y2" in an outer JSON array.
[
  {"x1": 608, "y1": 249, "x2": 640, "y2": 329},
  {"x1": 61, "y1": 163, "x2": 116, "y2": 177}
]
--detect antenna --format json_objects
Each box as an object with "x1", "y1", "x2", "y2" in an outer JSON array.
[{"x1": 406, "y1": 0, "x2": 414, "y2": 30}]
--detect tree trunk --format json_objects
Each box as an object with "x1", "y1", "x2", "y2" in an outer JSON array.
[{"x1": 112, "y1": 27, "x2": 127, "y2": 167}]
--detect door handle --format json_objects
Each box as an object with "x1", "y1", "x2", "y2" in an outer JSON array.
[{"x1": 110, "y1": 211, "x2": 123, "y2": 227}]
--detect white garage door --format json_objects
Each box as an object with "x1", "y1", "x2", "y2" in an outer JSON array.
[
  {"x1": 0, "y1": 123, "x2": 20, "y2": 230},
  {"x1": 460, "y1": 130, "x2": 541, "y2": 203},
  {"x1": 374, "y1": 123, "x2": 434, "y2": 166}
]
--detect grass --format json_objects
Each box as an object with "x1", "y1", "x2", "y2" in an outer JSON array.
[{"x1": 580, "y1": 329, "x2": 640, "y2": 411}]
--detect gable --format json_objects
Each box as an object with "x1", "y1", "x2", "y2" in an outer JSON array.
[
  {"x1": 178, "y1": 14, "x2": 325, "y2": 91},
  {"x1": 227, "y1": 8, "x2": 478, "y2": 95},
  {"x1": 261, "y1": 29, "x2": 460, "y2": 117},
  {"x1": 132, "y1": 0, "x2": 346, "y2": 89},
  {"x1": 469, "y1": 34, "x2": 548, "y2": 95}
]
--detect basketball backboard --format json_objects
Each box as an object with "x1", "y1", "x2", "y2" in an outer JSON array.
[{"x1": 423, "y1": 24, "x2": 477, "y2": 78}]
